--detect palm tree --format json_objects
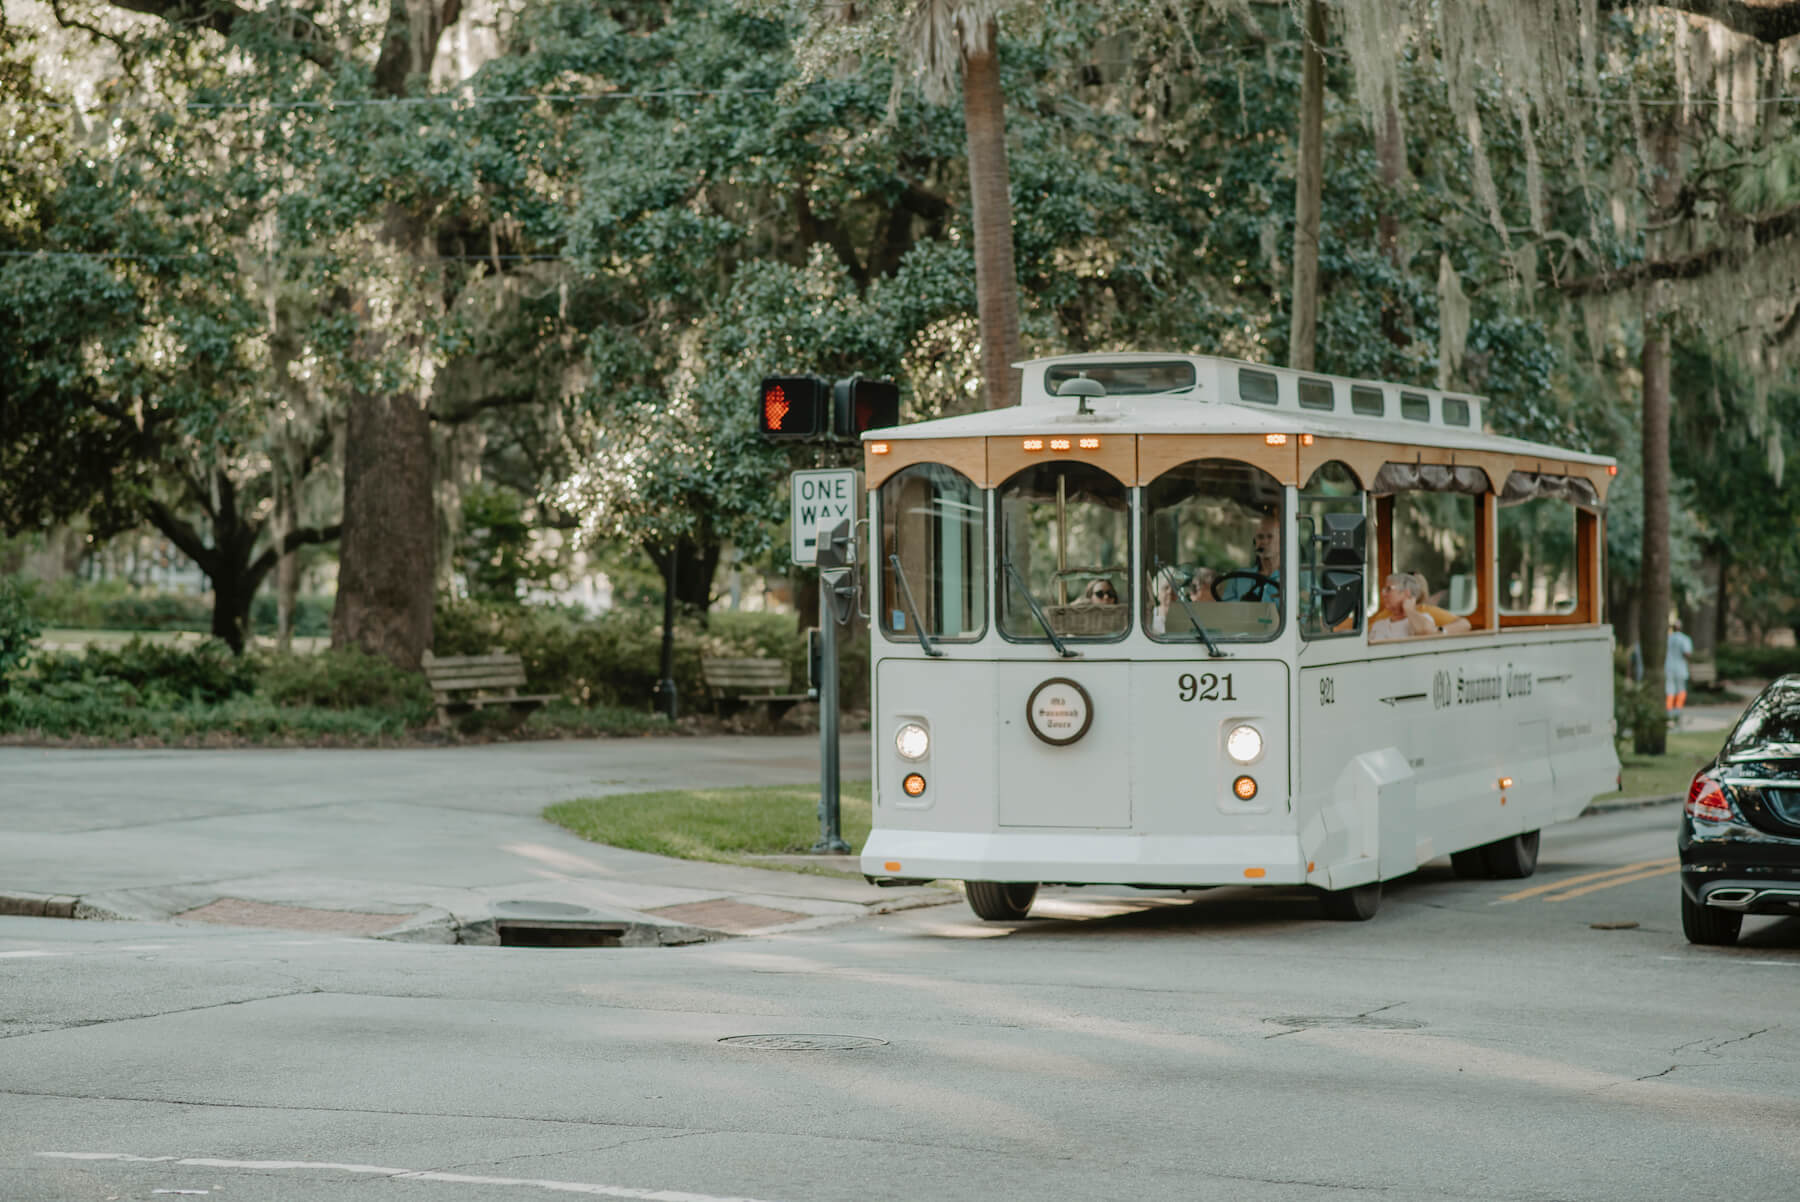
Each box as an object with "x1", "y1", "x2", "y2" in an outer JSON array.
[{"x1": 898, "y1": 1, "x2": 1024, "y2": 409}]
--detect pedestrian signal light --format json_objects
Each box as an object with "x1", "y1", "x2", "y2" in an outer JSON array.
[
  {"x1": 833, "y1": 377, "x2": 900, "y2": 439},
  {"x1": 759, "y1": 376, "x2": 828, "y2": 439}
]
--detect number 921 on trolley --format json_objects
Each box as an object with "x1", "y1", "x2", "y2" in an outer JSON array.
[{"x1": 860, "y1": 352, "x2": 1619, "y2": 924}]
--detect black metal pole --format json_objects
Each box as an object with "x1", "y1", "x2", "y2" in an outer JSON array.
[{"x1": 656, "y1": 545, "x2": 677, "y2": 721}]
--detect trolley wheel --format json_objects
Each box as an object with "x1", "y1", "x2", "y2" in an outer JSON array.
[
  {"x1": 1480, "y1": 830, "x2": 1540, "y2": 879},
  {"x1": 1681, "y1": 889, "x2": 1742, "y2": 946},
  {"x1": 1450, "y1": 849, "x2": 1491, "y2": 879},
  {"x1": 964, "y1": 881, "x2": 1038, "y2": 922},
  {"x1": 1318, "y1": 881, "x2": 1381, "y2": 921}
]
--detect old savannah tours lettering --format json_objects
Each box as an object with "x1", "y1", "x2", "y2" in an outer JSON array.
[{"x1": 1432, "y1": 664, "x2": 1533, "y2": 709}]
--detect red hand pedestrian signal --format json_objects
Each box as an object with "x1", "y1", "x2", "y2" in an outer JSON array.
[{"x1": 758, "y1": 376, "x2": 828, "y2": 439}]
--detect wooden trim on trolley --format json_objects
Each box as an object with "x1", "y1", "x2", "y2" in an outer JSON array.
[
  {"x1": 864, "y1": 438, "x2": 988, "y2": 490},
  {"x1": 1136, "y1": 434, "x2": 1296, "y2": 487},
  {"x1": 986, "y1": 434, "x2": 1137, "y2": 488}
]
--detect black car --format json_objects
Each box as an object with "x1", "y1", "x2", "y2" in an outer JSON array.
[{"x1": 1679, "y1": 674, "x2": 1800, "y2": 945}]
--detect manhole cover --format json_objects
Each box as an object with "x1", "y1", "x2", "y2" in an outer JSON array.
[
  {"x1": 491, "y1": 900, "x2": 604, "y2": 921},
  {"x1": 1265, "y1": 1014, "x2": 1424, "y2": 1032},
  {"x1": 647, "y1": 900, "x2": 809, "y2": 933},
  {"x1": 718, "y1": 1034, "x2": 888, "y2": 1051}
]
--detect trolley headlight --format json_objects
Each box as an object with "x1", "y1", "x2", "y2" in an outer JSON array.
[
  {"x1": 895, "y1": 722, "x2": 931, "y2": 761},
  {"x1": 1225, "y1": 724, "x2": 1264, "y2": 764}
]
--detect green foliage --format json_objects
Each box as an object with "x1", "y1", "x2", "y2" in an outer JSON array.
[
  {"x1": 31, "y1": 638, "x2": 256, "y2": 705},
  {"x1": 0, "y1": 575, "x2": 40, "y2": 693},
  {"x1": 1714, "y1": 644, "x2": 1800, "y2": 683},
  {"x1": 254, "y1": 649, "x2": 433, "y2": 714},
  {"x1": 455, "y1": 485, "x2": 557, "y2": 603},
  {"x1": 434, "y1": 598, "x2": 867, "y2": 714}
]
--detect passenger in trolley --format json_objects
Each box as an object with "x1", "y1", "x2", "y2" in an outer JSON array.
[{"x1": 861, "y1": 351, "x2": 1619, "y2": 924}]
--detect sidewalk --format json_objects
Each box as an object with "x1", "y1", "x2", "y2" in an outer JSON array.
[{"x1": 0, "y1": 736, "x2": 953, "y2": 945}]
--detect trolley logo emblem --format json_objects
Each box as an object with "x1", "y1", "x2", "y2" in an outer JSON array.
[{"x1": 1026, "y1": 677, "x2": 1094, "y2": 746}]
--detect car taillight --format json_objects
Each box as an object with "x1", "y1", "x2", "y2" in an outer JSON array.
[{"x1": 1685, "y1": 772, "x2": 1735, "y2": 823}]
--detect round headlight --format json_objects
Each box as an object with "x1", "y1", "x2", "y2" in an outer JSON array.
[
  {"x1": 895, "y1": 722, "x2": 931, "y2": 761},
  {"x1": 1226, "y1": 724, "x2": 1263, "y2": 764}
]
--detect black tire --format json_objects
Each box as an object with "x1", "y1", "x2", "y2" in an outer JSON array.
[
  {"x1": 1318, "y1": 881, "x2": 1381, "y2": 921},
  {"x1": 965, "y1": 880, "x2": 1038, "y2": 922},
  {"x1": 1681, "y1": 889, "x2": 1742, "y2": 946},
  {"x1": 1481, "y1": 830, "x2": 1540, "y2": 880},
  {"x1": 1450, "y1": 849, "x2": 1491, "y2": 879}
]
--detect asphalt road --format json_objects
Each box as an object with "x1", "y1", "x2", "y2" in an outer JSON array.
[{"x1": 3, "y1": 802, "x2": 1796, "y2": 1202}]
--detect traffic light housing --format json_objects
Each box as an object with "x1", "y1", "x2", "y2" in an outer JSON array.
[
  {"x1": 833, "y1": 377, "x2": 899, "y2": 439},
  {"x1": 759, "y1": 376, "x2": 829, "y2": 439}
]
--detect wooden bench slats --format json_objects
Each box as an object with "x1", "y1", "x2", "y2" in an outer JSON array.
[
  {"x1": 422, "y1": 651, "x2": 556, "y2": 725},
  {"x1": 699, "y1": 655, "x2": 809, "y2": 728}
]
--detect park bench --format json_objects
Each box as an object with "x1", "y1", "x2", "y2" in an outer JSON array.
[
  {"x1": 1689, "y1": 660, "x2": 1718, "y2": 688},
  {"x1": 421, "y1": 650, "x2": 557, "y2": 726},
  {"x1": 700, "y1": 656, "x2": 811, "y2": 728}
]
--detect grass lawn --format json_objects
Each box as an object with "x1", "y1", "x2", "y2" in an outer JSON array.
[
  {"x1": 1614, "y1": 727, "x2": 1729, "y2": 801},
  {"x1": 544, "y1": 781, "x2": 872, "y2": 873}
]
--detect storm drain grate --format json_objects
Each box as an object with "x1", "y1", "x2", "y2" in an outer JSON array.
[
  {"x1": 489, "y1": 900, "x2": 628, "y2": 948},
  {"x1": 718, "y1": 1034, "x2": 889, "y2": 1051}
]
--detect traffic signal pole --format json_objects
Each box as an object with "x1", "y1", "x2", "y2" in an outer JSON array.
[{"x1": 812, "y1": 519, "x2": 854, "y2": 855}]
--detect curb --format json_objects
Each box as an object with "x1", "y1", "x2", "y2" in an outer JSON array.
[
  {"x1": 0, "y1": 891, "x2": 82, "y2": 919},
  {"x1": 1581, "y1": 794, "x2": 1681, "y2": 816}
]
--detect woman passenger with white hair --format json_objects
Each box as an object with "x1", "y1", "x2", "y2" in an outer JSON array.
[{"x1": 1369, "y1": 572, "x2": 1439, "y2": 641}]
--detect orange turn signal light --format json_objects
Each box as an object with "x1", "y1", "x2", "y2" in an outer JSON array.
[
  {"x1": 1078, "y1": 437, "x2": 1101, "y2": 449},
  {"x1": 1243, "y1": 867, "x2": 1266, "y2": 879},
  {"x1": 1049, "y1": 437, "x2": 1071, "y2": 451},
  {"x1": 902, "y1": 773, "x2": 927, "y2": 797},
  {"x1": 884, "y1": 861, "x2": 903, "y2": 872},
  {"x1": 1498, "y1": 776, "x2": 1514, "y2": 790},
  {"x1": 1233, "y1": 775, "x2": 1258, "y2": 800}
]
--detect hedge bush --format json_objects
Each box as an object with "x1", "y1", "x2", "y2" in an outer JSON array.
[
  {"x1": 255, "y1": 648, "x2": 433, "y2": 714},
  {"x1": 434, "y1": 599, "x2": 870, "y2": 714},
  {"x1": 0, "y1": 576, "x2": 40, "y2": 694},
  {"x1": 31, "y1": 638, "x2": 257, "y2": 705},
  {"x1": 1714, "y1": 643, "x2": 1800, "y2": 682}
]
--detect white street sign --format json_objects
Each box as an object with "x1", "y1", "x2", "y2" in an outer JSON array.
[{"x1": 790, "y1": 468, "x2": 861, "y2": 566}]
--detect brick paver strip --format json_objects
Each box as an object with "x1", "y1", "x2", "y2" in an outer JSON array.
[
  {"x1": 176, "y1": 898, "x2": 414, "y2": 935},
  {"x1": 644, "y1": 899, "x2": 808, "y2": 933}
]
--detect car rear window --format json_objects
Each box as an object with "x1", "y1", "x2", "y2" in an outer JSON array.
[{"x1": 1724, "y1": 679, "x2": 1800, "y2": 756}]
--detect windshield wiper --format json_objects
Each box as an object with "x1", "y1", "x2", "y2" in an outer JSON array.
[
  {"x1": 887, "y1": 555, "x2": 943, "y2": 657},
  {"x1": 1157, "y1": 558, "x2": 1226, "y2": 658},
  {"x1": 1001, "y1": 556, "x2": 1077, "y2": 658}
]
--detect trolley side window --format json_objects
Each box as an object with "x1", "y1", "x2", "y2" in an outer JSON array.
[
  {"x1": 878, "y1": 464, "x2": 987, "y2": 642},
  {"x1": 997, "y1": 462, "x2": 1130, "y2": 642},
  {"x1": 1299, "y1": 460, "x2": 1366, "y2": 639},
  {"x1": 1498, "y1": 473, "x2": 1597, "y2": 618},
  {"x1": 1141, "y1": 458, "x2": 1284, "y2": 643}
]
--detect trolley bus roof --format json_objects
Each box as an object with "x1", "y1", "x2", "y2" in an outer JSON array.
[{"x1": 863, "y1": 352, "x2": 1615, "y2": 470}]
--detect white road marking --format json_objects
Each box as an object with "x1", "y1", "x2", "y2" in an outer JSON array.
[
  {"x1": 37, "y1": 1154, "x2": 786, "y2": 1202},
  {"x1": 1659, "y1": 956, "x2": 1800, "y2": 968},
  {"x1": 0, "y1": 950, "x2": 61, "y2": 958}
]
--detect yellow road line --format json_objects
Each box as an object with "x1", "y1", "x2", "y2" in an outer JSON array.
[
  {"x1": 1494, "y1": 857, "x2": 1678, "y2": 904},
  {"x1": 1543, "y1": 864, "x2": 1680, "y2": 901}
]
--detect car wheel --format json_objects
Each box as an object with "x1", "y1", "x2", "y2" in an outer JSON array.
[
  {"x1": 1450, "y1": 849, "x2": 1490, "y2": 879},
  {"x1": 965, "y1": 880, "x2": 1038, "y2": 921},
  {"x1": 1481, "y1": 830, "x2": 1540, "y2": 880},
  {"x1": 1681, "y1": 889, "x2": 1742, "y2": 946},
  {"x1": 1318, "y1": 881, "x2": 1381, "y2": 921}
]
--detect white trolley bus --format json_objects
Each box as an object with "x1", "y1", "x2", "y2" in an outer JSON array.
[{"x1": 859, "y1": 352, "x2": 1619, "y2": 921}]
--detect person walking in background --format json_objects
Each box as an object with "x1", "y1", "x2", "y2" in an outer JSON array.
[{"x1": 1666, "y1": 618, "x2": 1694, "y2": 722}]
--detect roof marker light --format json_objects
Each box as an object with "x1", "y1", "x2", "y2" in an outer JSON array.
[
  {"x1": 1608, "y1": 465, "x2": 1619, "y2": 476},
  {"x1": 1049, "y1": 438, "x2": 1071, "y2": 451},
  {"x1": 1022, "y1": 438, "x2": 1044, "y2": 451},
  {"x1": 1078, "y1": 437, "x2": 1101, "y2": 449},
  {"x1": 1301, "y1": 433, "x2": 1314, "y2": 445},
  {"x1": 1265, "y1": 434, "x2": 1288, "y2": 446},
  {"x1": 870, "y1": 442, "x2": 890, "y2": 454}
]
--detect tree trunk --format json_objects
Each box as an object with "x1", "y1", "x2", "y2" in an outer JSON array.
[
  {"x1": 1375, "y1": 100, "x2": 1411, "y2": 347},
  {"x1": 962, "y1": 20, "x2": 1023, "y2": 411},
  {"x1": 1714, "y1": 545, "x2": 1731, "y2": 651},
  {"x1": 332, "y1": 383, "x2": 436, "y2": 669},
  {"x1": 1635, "y1": 324, "x2": 1672, "y2": 756},
  {"x1": 1288, "y1": 0, "x2": 1326, "y2": 372}
]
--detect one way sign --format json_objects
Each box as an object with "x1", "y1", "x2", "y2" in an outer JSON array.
[{"x1": 789, "y1": 468, "x2": 861, "y2": 566}]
